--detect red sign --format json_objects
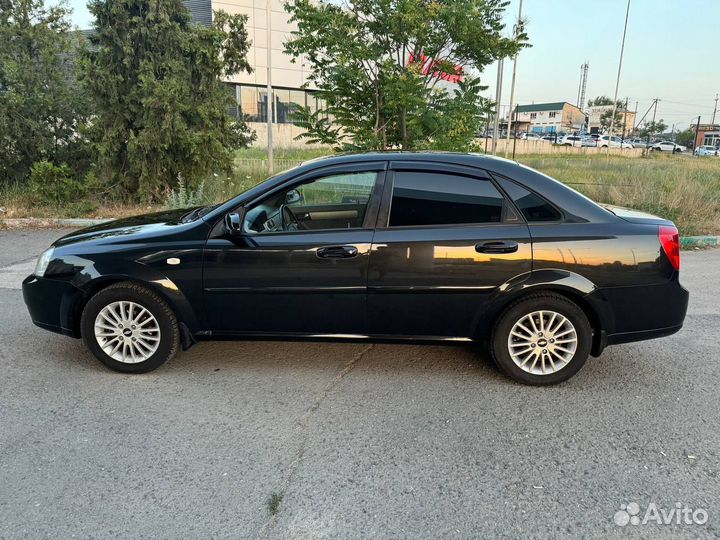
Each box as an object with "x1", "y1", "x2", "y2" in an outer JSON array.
[{"x1": 409, "y1": 53, "x2": 464, "y2": 83}]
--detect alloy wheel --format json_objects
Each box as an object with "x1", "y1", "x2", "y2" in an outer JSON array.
[
  {"x1": 94, "y1": 301, "x2": 161, "y2": 364},
  {"x1": 507, "y1": 310, "x2": 578, "y2": 375}
]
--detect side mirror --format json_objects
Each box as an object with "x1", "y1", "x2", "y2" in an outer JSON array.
[
  {"x1": 225, "y1": 210, "x2": 245, "y2": 235},
  {"x1": 285, "y1": 189, "x2": 302, "y2": 205}
]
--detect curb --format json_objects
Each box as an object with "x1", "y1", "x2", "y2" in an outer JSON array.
[
  {"x1": 0, "y1": 217, "x2": 112, "y2": 229},
  {"x1": 681, "y1": 235, "x2": 719, "y2": 249}
]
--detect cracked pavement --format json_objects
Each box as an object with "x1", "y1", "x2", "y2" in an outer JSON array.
[{"x1": 0, "y1": 228, "x2": 719, "y2": 539}]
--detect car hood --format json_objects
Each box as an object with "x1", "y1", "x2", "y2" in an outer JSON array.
[{"x1": 53, "y1": 208, "x2": 197, "y2": 247}]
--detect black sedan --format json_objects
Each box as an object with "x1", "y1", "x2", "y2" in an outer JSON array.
[{"x1": 23, "y1": 152, "x2": 688, "y2": 385}]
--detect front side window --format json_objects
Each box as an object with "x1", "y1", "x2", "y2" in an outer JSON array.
[
  {"x1": 388, "y1": 171, "x2": 504, "y2": 227},
  {"x1": 244, "y1": 172, "x2": 378, "y2": 234}
]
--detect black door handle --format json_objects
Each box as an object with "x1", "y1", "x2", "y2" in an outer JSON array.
[
  {"x1": 475, "y1": 241, "x2": 519, "y2": 254},
  {"x1": 317, "y1": 245, "x2": 359, "y2": 259}
]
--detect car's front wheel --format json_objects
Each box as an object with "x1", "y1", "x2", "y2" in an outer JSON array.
[
  {"x1": 80, "y1": 282, "x2": 180, "y2": 373},
  {"x1": 490, "y1": 293, "x2": 592, "y2": 385}
]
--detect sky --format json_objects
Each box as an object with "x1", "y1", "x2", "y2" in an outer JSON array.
[{"x1": 61, "y1": 0, "x2": 720, "y2": 130}]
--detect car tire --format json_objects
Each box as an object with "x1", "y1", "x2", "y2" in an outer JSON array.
[
  {"x1": 490, "y1": 293, "x2": 592, "y2": 385},
  {"x1": 80, "y1": 281, "x2": 180, "y2": 373}
]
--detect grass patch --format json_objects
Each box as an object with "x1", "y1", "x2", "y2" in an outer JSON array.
[
  {"x1": 266, "y1": 492, "x2": 284, "y2": 516},
  {"x1": 515, "y1": 153, "x2": 720, "y2": 236}
]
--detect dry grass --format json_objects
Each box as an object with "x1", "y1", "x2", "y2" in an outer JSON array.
[{"x1": 517, "y1": 153, "x2": 720, "y2": 236}]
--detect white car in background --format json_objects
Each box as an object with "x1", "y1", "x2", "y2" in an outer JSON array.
[
  {"x1": 557, "y1": 135, "x2": 583, "y2": 147},
  {"x1": 597, "y1": 135, "x2": 634, "y2": 149},
  {"x1": 651, "y1": 141, "x2": 686, "y2": 153},
  {"x1": 694, "y1": 145, "x2": 719, "y2": 156}
]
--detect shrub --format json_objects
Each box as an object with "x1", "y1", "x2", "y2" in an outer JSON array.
[
  {"x1": 164, "y1": 177, "x2": 206, "y2": 209},
  {"x1": 29, "y1": 161, "x2": 86, "y2": 205}
]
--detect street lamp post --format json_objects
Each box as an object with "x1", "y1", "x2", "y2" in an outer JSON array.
[
  {"x1": 266, "y1": 1, "x2": 274, "y2": 175},
  {"x1": 606, "y1": 0, "x2": 631, "y2": 155}
]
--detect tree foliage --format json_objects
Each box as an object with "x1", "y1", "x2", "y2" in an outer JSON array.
[
  {"x1": 675, "y1": 128, "x2": 694, "y2": 148},
  {"x1": 638, "y1": 120, "x2": 667, "y2": 139},
  {"x1": 284, "y1": 0, "x2": 526, "y2": 151},
  {"x1": 587, "y1": 96, "x2": 622, "y2": 107},
  {"x1": 0, "y1": 0, "x2": 90, "y2": 184},
  {"x1": 81, "y1": 1, "x2": 256, "y2": 200}
]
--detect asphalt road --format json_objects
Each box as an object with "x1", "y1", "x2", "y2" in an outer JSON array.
[{"x1": 0, "y1": 228, "x2": 718, "y2": 540}]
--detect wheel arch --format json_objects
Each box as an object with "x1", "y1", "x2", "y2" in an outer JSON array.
[
  {"x1": 68, "y1": 274, "x2": 199, "y2": 347},
  {"x1": 475, "y1": 269, "x2": 613, "y2": 357}
]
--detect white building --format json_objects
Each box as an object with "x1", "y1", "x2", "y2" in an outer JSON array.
[{"x1": 186, "y1": 0, "x2": 322, "y2": 146}]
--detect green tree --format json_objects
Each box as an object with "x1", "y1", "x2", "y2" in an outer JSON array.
[
  {"x1": 285, "y1": 0, "x2": 526, "y2": 151},
  {"x1": 82, "y1": 1, "x2": 255, "y2": 200},
  {"x1": 587, "y1": 96, "x2": 621, "y2": 107},
  {"x1": 675, "y1": 128, "x2": 694, "y2": 148},
  {"x1": 638, "y1": 120, "x2": 667, "y2": 139},
  {"x1": 0, "y1": 0, "x2": 90, "y2": 184},
  {"x1": 600, "y1": 108, "x2": 624, "y2": 133}
]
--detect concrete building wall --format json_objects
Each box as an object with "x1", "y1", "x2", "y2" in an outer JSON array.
[
  {"x1": 186, "y1": 0, "x2": 324, "y2": 148},
  {"x1": 587, "y1": 105, "x2": 636, "y2": 134}
]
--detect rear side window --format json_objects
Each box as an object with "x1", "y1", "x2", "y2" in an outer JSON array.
[
  {"x1": 389, "y1": 171, "x2": 504, "y2": 227},
  {"x1": 495, "y1": 176, "x2": 562, "y2": 222}
]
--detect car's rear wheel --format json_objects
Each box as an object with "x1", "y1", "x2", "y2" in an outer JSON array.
[
  {"x1": 490, "y1": 293, "x2": 592, "y2": 385},
  {"x1": 80, "y1": 282, "x2": 180, "y2": 373}
]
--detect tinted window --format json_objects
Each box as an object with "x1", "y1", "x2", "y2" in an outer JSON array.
[
  {"x1": 495, "y1": 176, "x2": 562, "y2": 222},
  {"x1": 389, "y1": 172, "x2": 504, "y2": 227},
  {"x1": 244, "y1": 171, "x2": 378, "y2": 233}
]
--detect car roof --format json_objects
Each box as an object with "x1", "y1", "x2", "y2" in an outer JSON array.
[{"x1": 203, "y1": 151, "x2": 618, "y2": 226}]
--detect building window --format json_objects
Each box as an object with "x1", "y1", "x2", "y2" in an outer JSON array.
[
  {"x1": 530, "y1": 112, "x2": 537, "y2": 120},
  {"x1": 231, "y1": 84, "x2": 323, "y2": 124},
  {"x1": 549, "y1": 111, "x2": 557, "y2": 118}
]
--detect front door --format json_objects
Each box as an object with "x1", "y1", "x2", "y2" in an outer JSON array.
[
  {"x1": 203, "y1": 162, "x2": 387, "y2": 335},
  {"x1": 367, "y1": 161, "x2": 532, "y2": 338}
]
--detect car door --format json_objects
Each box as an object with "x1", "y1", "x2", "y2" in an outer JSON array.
[
  {"x1": 366, "y1": 161, "x2": 532, "y2": 338},
  {"x1": 203, "y1": 161, "x2": 387, "y2": 335}
]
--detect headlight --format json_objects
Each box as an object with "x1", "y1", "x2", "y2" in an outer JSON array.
[{"x1": 34, "y1": 247, "x2": 55, "y2": 277}]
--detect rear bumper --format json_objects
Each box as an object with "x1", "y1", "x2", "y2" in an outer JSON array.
[
  {"x1": 589, "y1": 279, "x2": 688, "y2": 352},
  {"x1": 22, "y1": 274, "x2": 83, "y2": 337}
]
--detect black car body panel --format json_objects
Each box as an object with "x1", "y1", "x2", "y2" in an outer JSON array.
[{"x1": 22, "y1": 152, "x2": 688, "y2": 357}]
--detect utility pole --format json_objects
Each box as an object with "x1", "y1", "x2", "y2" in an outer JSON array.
[
  {"x1": 266, "y1": 1, "x2": 274, "y2": 175},
  {"x1": 491, "y1": 58, "x2": 504, "y2": 155},
  {"x1": 694, "y1": 115, "x2": 701, "y2": 151},
  {"x1": 504, "y1": 0, "x2": 523, "y2": 158},
  {"x1": 606, "y1": 0, "x2": 631, "y2": 155},
  {"x1": 712, "y1": 93, "x2": 719, "y2": 126},
  {"x1": 577, "y1": 62, "x2": 589, "y2": 110}
]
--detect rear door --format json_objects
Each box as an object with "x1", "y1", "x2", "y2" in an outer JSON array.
[{"x1": 366, "y1": 161, "x2": 532, "y2": 338}]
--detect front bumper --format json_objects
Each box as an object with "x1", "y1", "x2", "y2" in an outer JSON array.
[{"x1": 22, "y1": 274, "x2": 83, "y2": 337}]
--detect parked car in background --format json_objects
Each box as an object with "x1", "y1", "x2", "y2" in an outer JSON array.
[
  {"x1": 580, "y1": 136, "x2": 597, "y2": 147},
  {"x1": 23, "y1": 152, "x2": 688, "y2": 386},
  {"x1": 557, "y1": 135, "x2": 583, "y2": 147},
  {"x1": 630, "y1": 139, "x2": 650, "y2": 148},
  {"x1": 541, "y1": 135, "x2": 557, "y2": 142},
  {"x1": 597, "y1": 136, "x2": 634, "y2": 149},
  {"x1": 651, "y1": 141, "x2": 686, "y2": 153},
  {"x1": 694, "y1": 145, "x2": 719, "y2": 156},
  {"x1": 518, "y1": 133, "x2": 542, "y2": 141}
]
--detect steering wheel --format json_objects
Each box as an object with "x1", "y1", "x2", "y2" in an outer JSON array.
[{"x1": 280, "y1": 204, "x2": 300, "y2": 231}]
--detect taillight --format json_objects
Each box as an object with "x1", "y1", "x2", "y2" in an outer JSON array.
[{"x1": 659, "y1": 225, "x2": 680, "y2": 271}]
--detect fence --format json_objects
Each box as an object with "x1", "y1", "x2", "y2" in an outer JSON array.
[
  {"x1": 479, "y1": 138, "x2": 644, "y2": 157},
  {"x1": 235, "y1": 158, "x2": 305, "y2": 174}
]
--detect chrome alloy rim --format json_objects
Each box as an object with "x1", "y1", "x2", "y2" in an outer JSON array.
[
  {"x1": 94, "y1": 301, "x2": 160, "y2": 363},
  {"x1": 507, "y1": 310, "x2": 578, "y2": 375}
]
